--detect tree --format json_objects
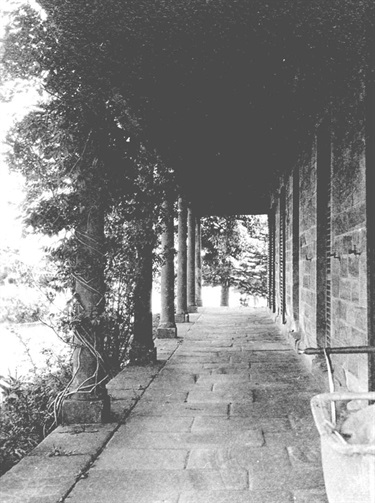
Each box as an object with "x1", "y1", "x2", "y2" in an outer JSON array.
[
  {"x1": 201, "y1": 215, "x2": 268, "y2": 306},
  {"x1": 1, "y1": 2, "x2": 173, "y2": 410}
]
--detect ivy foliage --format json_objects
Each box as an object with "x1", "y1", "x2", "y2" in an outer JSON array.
[
  {"x1": 1, "y1": 0, "x2": 373, "y2": 372},
  {"x1": 2, "y1": 2, "x2": 175, "y2": 378}
]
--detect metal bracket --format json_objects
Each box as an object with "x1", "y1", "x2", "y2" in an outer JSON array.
[{"x1": 298, "y1": 346, "x2": 375, "y2": 355}]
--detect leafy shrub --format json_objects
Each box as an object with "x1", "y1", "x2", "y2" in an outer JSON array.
[{"x1": 0, "y1": 354, "x2": 71, "y2": 476}]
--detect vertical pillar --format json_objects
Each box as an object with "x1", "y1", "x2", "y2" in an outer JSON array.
[
  {"x1": 187, "y1": 206, "x2": 198, "y2": 313},
  {"x1": 195, "y1": 216, "x2": 203, "y2": 307},
  {"x1": 62, "y1": 161, "x2": 109, "y2": 424},
  {"x1": 157, "y1": 198, "x2": 177, "y2": 338},
  {"x1": 176, "y1": 196, "x2": 189, "y2": 322},
  {"x1": 130, "y1": 219, "x2": 156, "y2": 363},
  {"x1": 220, "y1": 282, "x2": 230, "y2": 307},
  {"x1": 365, "y1": 71, "x2": 375, "y2": 391}
]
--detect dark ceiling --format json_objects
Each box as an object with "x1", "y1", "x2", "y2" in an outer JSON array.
[
  {"x1": 40, "y1": 0, "x2": 369, "y2": 216},
  {"x1": 120, "y1": 1, "x2": 367, "y2": 216}
]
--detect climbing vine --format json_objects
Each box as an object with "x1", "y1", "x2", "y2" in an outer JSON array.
[{"x1": 1, "y1": 0, "x2": 373, "y2": 399}]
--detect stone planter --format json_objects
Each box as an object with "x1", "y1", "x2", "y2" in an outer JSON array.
[{"x1": 311, "y1": 392, "x2": 375, "y2": 503}]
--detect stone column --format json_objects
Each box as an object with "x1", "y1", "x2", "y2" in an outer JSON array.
[
  {"x1": 187, "y1": 206, "x2": 198, "y2": 313},
  {"x1": 195, "y1": 216, "x2": 203, "y2": 307},
  {"x1": 157, "y1": 198, "x2": 177, "y2": 338},
  {"x1": 62, "y1": 162, "x2": 109, "y2": 424},
  {"x1": 220, "y1": 282, "x2": 230, "y2": 307},
  {"x1": 176, "y1": 196, "x2": 189, "y2": 323},
  {"x1": 129, "y1": 222, "x2": 156, "y2": 363}
]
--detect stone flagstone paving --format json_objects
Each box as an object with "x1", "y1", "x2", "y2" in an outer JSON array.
[{"x1": 65, "y1": 307, "x2": 328, "y2": 503}]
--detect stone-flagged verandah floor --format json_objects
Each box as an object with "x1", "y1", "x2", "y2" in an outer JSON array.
[{"x1": 0, "y1": 308, "x2": 328, "y2": 503}]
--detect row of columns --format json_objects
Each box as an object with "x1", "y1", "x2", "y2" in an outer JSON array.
[
  {"x1": 157, "y1": 195, "x2": 202, "y2": 338},
  {"x1": 62, "y1": 194, "x2": 202, "y2": 424}
]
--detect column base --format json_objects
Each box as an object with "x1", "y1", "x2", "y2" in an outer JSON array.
[
  {"x1": 129, "y1": 344, "x2": 157, "y2": 365},
  {"x1": 62, "y1": 394, "x2": 110, "y2": 425},
  {"x1": 175, "y1": 313, "x2": 189, "y2": 323},
  {"x1": 157, "y1": 322, "x2": 177, "y2": 338},
  {"x1": 188, "y1": 305, "x2": 198, "y2": 313}
]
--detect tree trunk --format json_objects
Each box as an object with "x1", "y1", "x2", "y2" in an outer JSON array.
[{"x1": 220, "y1": 282, "x2": 230, "y2": 307}]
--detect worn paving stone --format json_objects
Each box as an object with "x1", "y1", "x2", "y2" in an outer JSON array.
[
  {"x1": 30, "y1": 423, "x2": 117, "y2": 457},
  {"x1": 104, "y1": 429, "x2": 264, "y2": 450},
  {"x1": 263, "y1": 431, "x2": 321, "y2": 450},
  {"x1": 139, "y1": 390, "x2": 189, "y2": 402},
  {"x1": 249, "y1": 466, "x2": 325, "y2": 492},
  {"x1": 124, "y1": 415, "x2": 194, "y2": 432},
  {"x1": 0, "y1": 476, "x2": 75, "y2": 503},
  {"x1": 230, "y1": 397, "x2": 313, "y2": 418},
  {"x1": 191, "y1": 415, "x2": 292, "y2": 433},
  {"x1": 0, "y1": 455, "x2": 92, "y2": 503},
  {"x1": 208, "y1": 365, "x2": 251, "y2": 374},
  {"x1": 196, "y1": 374, "x2": 251, "y2": 384},
  {"x1": 186, "y1": 445, "x2": 292, "y2": 473},
  {"x1": 132, "y1": 401, "x2": 230, "y2": 416},
  {"x1": 1, "y1": 454, "x2": 92, "y2": 479},
  {"x1": 287, "y1": 445, "x2": 322, "y2": 467},
  {"x1": 149, "y1": 380, "x2": 213, "y2": 392},
  {"x1": 187, "y1": 389, "x2": 254, "y2": 403},
  {"x1": 67, "y1": 469, "x2": 248, "y2": 502},
  {"x1": 178, "y1": 491, "x2": 294, "y2": 503},
  {"x1": 231, "y1": 445, "x2": 291, "y2": 471},
  {"x1": 91, "y1": 448, "x2": 189, "y2": 470},
  {"x1": 186, "y1": 444, "x2": 288, "y2": 471},
  {"x1": 293, "y1": 488, "x2": 329, "y2": 502}
]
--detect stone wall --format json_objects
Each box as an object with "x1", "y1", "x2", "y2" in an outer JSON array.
[
  {"x1": 329, "y1": 92, "x2": 368, "y2": 391},
  {"x1": 270, "y1": 87, "x2": 370, "y2": 391},
  {"x1": 298, "y1": 144, "x2": 318, "y2": 349},
  {"x1": 285, "y1": 173, "x2": 293, "y2": 329}
]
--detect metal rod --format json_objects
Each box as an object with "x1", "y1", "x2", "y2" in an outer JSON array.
[{"x1": 299, "y1": 346, "x2": 375, "y2": 355}]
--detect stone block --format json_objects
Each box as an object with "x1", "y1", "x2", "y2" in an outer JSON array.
[
  {"x1": 348, "y1": 255, "x2": 359, "y2": 276},
  {"x1": 176, "y1": 313, "x2": 189, "y2": 323},
  {"x1": 157, "y1": 326, "x2": 178, "y2": 338},
  {"x1": 339, "y1": 278, "x2": 351, "y2": 300},
  {"x1": 129, "y1": 346, "x2": 157, "y2": 365},
  {"x1": 188, "y1": 305, "x2": 198, "y2": 313},
  {"x1": 30, "y1": 423, "x2": 116, "y2": 457},
  {"x1": 62, "y1": 395, "x2": 110, "y2": 425},
  {"x1": 351, "y1": 281, "x2": 360, "y2": 302}
]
